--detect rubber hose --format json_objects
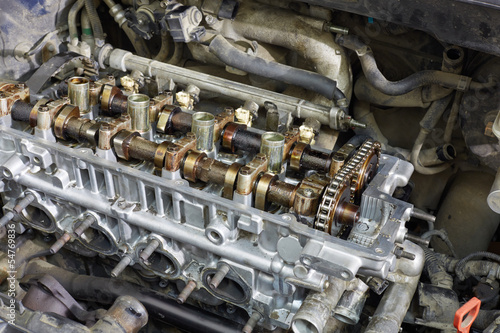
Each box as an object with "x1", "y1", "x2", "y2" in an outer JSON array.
[
  {"x1": 336, "y1": 35, "x2": 494, "y2": 96},
  {"x1": 422, "y1": 246, "x2": 453, "y2": 288},
  {"x1": 69, "y1": 0, "x2": 85, "y2": 41},
  {"x1": 419, "y1": 94, "x2": 453, "y2": 131},
  {"x1": 84, "y1": 0, "x2": 105, "y2": 44},
  {"x1": 154, "y1": 30, "x2": 171, "y2": 62},
  {"x1": 444, "y1": 92, "x2": 463, "y2": 143},
  {"x1": 455, "y1": 251, "x2": 500, "y2": 281},
  {"x1": 209, "y1": 35, "x2": 342, "y2": 100},
  {"x1": 421, "y1": 229, "x2": 458, "y2": 258},
  {"x1": 410, "y1": 95, "x2": 453, "y2": 175},
  {"x1": 168, "y1": 42, "x2": 183, "y2": 65},
  {"x1": 24, "y1": 259, "x2": 243, "y2": 333}
]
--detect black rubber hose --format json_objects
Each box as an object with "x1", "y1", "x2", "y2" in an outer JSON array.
[
  {"x1": 24, "y1": 259, "x2": 243, "y2": 333},
  {"x1": 84, "y1": 0, "x2": 105, "y2": 44},
  {"x1": 422, "y1": 246, "x2": 453, "y2": 288},
  {"x1": 419, "y1": 95, "x2": 453, "y2": 131},
  {"x1": 455, "y1": 251, "x2": 500, "y2": 281},
  {"x1": 336, "y1": 35, "x2": 494, "y2": 96},
  {"x1": 209, "y1": 35, "x2": 342, "y2": 100}
]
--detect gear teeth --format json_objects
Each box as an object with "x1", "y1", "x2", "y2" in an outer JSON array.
[{"x1": 314, "y1": 140, "x2": 381, "y2": 234}]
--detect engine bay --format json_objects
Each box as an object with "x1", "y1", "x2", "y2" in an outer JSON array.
[{"x1": 1, "y1": 0, "x2": 500, "y2": 332}]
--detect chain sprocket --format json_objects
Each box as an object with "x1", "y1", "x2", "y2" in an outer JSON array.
[{"x1": 314, "y1": 140, "x2": 381, "y2": 234}]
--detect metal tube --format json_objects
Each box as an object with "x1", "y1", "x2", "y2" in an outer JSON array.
[
  {"x1": 68, "y1": 77, "x2": 90, "y2": 114},
  {"x1": 127, "y1": 94, "x2": 150, "y2": 133},
  {"x1": 334, "y1": 279, "x2": 369, "y2": 325},
  {"x1": 260, "y1": 132, "x2": 285, "y2": 174},
  {"x1": 291, "y1": 277, "x2": 348, "y2": 333},
  {"x1": 364, "y1": 241, "x2": 424, "y2": 333},
  {"x1": 106, "y1": 49, "x2": 337, "y2": 127},
  {"x1": 192, "y1": 112, "x2": 215, "y2": 152}
]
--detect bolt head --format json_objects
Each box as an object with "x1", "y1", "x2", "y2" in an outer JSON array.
[
  {"x1": 303, "y1": 189, "x2": 314, "y2": 197},
  {"x1": 255, "y1": 153, "x2": 266, "y2": 161},
  {"x1": 240, "y1": 167, "x2": 251, "y2": 175}
]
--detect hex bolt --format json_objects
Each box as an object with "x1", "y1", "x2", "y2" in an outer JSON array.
[
  {"x1": 324, "y1": 23, "x2": 349, "y2": 35},
  {"x1": 0, "y1": 212, "x2": 15, "y2": 228},
  {"x1": 404, "y1": 233, "x2": 430, "y2": 247},
  {"x1": 177, "y1": 280, "x2": 197, "y2": 304},
  {"x1": 209, "y1": 263, "x2": 230, "y2": 289},
  {"x1": 394, "y1": 246, "x2": 416, "y2": 260},
  {"x1": 303, "y1": 188, "x2": 314, "y2": 197},
  {"x1": 73, "y1": 215, "x2": 96, "y2": 237},
  {"x1": 242, "y1": 311, "x2": 262, "y2": 333},
  {"x1": 49, "y1": 232, "x2": 72, "y2": 254},
  {"x1": 347, "y1": 118, "x2": 366, "y2": 129},
  {"x1": 140, "y1": 239, "x2": 161, "y2": 263},
  {"x1": 111, "y1": 256, "x2": 132, "y2": 278}
]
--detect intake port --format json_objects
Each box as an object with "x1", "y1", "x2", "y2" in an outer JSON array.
[
  {"x1": 77, "y1": 226, "x2": 115, "y2": 254},
  {"x1": 21, "y1": 205, "x2": 54, "y2": 231},
  {"x1": 203, "y1": 267, "x2": 250, "y2": 304},
  {"x1": 144, "y1": 251, "x2": 176, "y2": 276}
]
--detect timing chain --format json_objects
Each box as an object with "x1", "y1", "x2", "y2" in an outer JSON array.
[{"x1": 314, "y1": 139, "x2": 381, "y2": 233}]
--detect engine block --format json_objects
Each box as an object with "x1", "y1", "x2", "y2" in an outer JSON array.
[{"x1": 0, "y1": 73, "x2": 422, "y2": 331}]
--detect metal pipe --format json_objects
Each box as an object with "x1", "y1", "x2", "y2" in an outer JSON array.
[
  {"x1": 291, "y1": 276, "x2": 348, "y2": 333},
  {"x1": 364, "y1": 241, "x2": 424, "y2": 333},
  {"x1": 105, "y1": 48, "x2": 339, "y2": 127}
]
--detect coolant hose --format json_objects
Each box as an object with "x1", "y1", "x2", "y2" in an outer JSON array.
[
  {"x1": 422, "y1": 246, "x2": 453, "y2": 289},
  {"x1": 84, "y1": 0, "x2": 105, "y2": 45},
  {"x1": 23, "y1": 259, "x2": 243, "y2": 333},
  {"x1": 209, "y1": 35, "x2": 343, "y2": 101},
  {"x1": 410, "y1": 95, "x2": 453, "y2": 175},
  {"x1": 336, "y1": 35, "x2": 494, "y2": 96},
  {"x1": 69, "y1": 0, "x2": 85, "y2": 42},
  {"x1": 455, "y1": 251, "x2": 500, "y2": 281}
]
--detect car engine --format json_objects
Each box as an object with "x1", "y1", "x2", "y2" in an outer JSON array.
[{"x1": 1, "y1": 0, "x2": 500, "y2": 332}]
